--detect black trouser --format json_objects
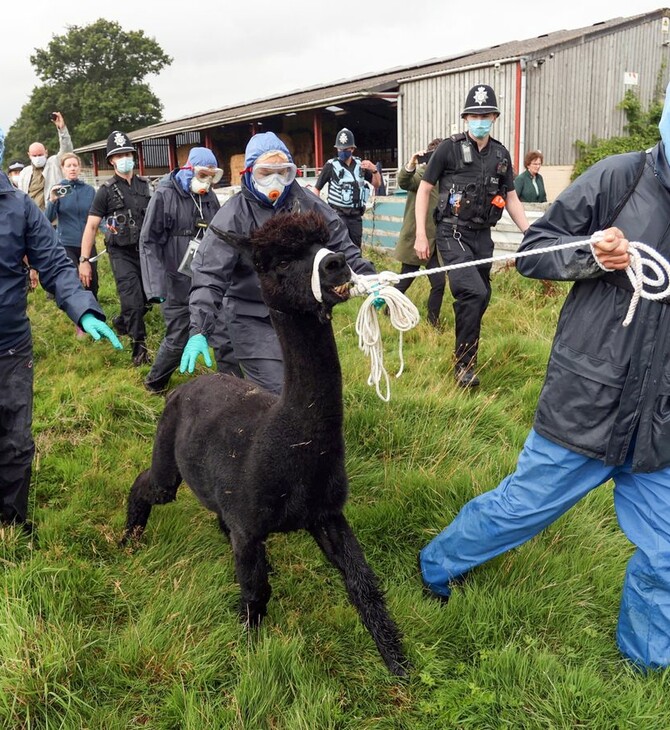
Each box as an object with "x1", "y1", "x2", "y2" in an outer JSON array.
[
  {"x1": 144, "y1": 274, "x2": 242, "y2": 392},
  {"x1": 107, "y1": 244, "x2": 148, "y2": 344},
  {"x1": 0, "y1": 336, "x2": 34, "y2": 523},
  {"x1": 435, "y1": 224, "x2": 494, "y2": 367},
  {"x1": 63, "y1": 246, "x2": 98, "y2": 300},
  {"x1": 334, "y1": 210, "x2": 363, "y2": 247},
  {"x1": 394, "y1": 249, "x2": 446, "y2": 326}
]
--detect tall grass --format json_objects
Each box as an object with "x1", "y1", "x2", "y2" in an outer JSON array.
[{"x1": 1, "y1": 248, "x2": 668, "y2": 729}]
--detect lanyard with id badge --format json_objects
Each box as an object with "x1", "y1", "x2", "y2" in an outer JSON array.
[{"x1": 178, "y1": 192, "x2": 210, "y2": 276}]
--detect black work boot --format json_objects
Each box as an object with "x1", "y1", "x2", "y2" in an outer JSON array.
[
  {"x1": 131, "y1": 341, "x2": 151, "y2": 367},
  {"x1": 113, "y1": 315, "x2": 128, "y2": 337},
  {"x1": 455, "y1": 362, "x2": 480, "y2": 388}
]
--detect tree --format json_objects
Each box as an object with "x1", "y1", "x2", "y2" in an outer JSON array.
[{"x1": 4, "y1": 19, "x2": 171, "y2": 163}]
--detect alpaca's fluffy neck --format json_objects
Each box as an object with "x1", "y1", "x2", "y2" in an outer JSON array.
[{"x1": 269, "y1": 308, "x2": 343, "y2": 419}]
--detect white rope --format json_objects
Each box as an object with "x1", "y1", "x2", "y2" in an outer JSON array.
[
  {"x1": 350, "y1": 233, "x2": 670, "y2": 401},
  {"x1": 351, "y1": 271, "x2": 420, "y2": 402}
]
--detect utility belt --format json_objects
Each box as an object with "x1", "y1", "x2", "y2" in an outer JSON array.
[
  {"x1": 332, "y1": 205, "x2": 364, "y2": 217},
  {"x1": 435, "y1": 183, "x2": 506, "y2": 228}
]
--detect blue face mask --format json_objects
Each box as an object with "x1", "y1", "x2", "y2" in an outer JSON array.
[
  {"x1": 337, "y1": 149, "x2": 353, "y2": 162},
  {"x1": 467, "y1": 119, "x2": 493, "y2": 139},
  {"x1": 115, "y1": 157, "x2": 134, "y2": 174}
]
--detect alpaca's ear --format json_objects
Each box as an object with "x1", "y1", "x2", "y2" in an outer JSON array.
[{"x1": 209, "y1": 224, "x2": 251, "y2": 253}]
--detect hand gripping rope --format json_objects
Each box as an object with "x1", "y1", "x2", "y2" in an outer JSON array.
[{"x1": 344, "y1": 233, "x2": 670, "y2": 402}]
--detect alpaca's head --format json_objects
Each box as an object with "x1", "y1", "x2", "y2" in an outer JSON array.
[{"x1": 212, "y1": 211, "x2": 352, "y2": 322}]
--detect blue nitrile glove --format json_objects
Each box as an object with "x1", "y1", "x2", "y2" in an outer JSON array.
[
  {"x1": 80, "y1": 313, "x2": 123, "y2": 350},
  {"x1": 179, "y1": 333, "x2": 213, "y2": 373}
]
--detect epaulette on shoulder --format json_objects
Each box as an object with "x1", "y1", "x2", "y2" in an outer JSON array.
[{"x1": 449, "y1": 132, "x2": 467, "y2": 143}]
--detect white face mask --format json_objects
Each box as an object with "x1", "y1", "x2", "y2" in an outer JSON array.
[
  {"x1": 252, "y1": 175, "x2": 286, "y2": 204},
  {"x1": 30, "y1": 155, "x2": 47, "y2": 168},
  {"x1": 190, "y1": 177, "x2": 211, "y2": 195},
  {"x1": 9, "y1": 174, "x2": 20, "y2": 187}
]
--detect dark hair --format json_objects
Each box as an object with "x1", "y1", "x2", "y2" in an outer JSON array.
[
  {"x1": 426, "y1": 138, "x2": 443, "y2": 153},
  {"x1": 524, "y1": 150, "x2": 543, "y2": 168}
]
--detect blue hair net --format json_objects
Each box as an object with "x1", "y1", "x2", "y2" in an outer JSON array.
[
  {"x1": 176, "y1": 147, "x2": 218, "y2": 192},
  {"x1": 242, "y1": 132, "x2": 295, "y2": 206}
]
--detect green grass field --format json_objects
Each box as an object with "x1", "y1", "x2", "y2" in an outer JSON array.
[{"x1": 2, "y1": 248, "x2": 669, "y2": 729}]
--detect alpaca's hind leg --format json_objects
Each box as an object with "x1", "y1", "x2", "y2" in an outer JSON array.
[
  {"x1": 309, "y1": 514, "x2": 408, "y2": 677},
  {"x1": 230, "y1": 531, "x2": 272, "y2": 628}
]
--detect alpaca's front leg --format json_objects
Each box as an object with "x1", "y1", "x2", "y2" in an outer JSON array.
[
  {"x1": 230, "y1": 531, "x2": 272, "y2": 627},
  {"x1": 309, "y1": 514, "x2": 409, "y2": 677}
]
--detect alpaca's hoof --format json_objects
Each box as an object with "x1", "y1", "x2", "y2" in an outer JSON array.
[
  {"x1": 119, "y1": 526, "x2": 145, "y2": 548},
  {"x1": 386, "y1": 655, "x2": 412, "y2": 679},
  {"x1": 239, "y1": 601, "x2": 267, "y2": 629}
]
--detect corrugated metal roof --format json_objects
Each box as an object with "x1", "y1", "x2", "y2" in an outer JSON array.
[{"x1": 76, "y1": 9, "x2": 668, "y2": 153}]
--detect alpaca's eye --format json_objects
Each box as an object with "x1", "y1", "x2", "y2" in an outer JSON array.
[{"x1": 277, "y1": 260, "x2": 290, "y2": 270}]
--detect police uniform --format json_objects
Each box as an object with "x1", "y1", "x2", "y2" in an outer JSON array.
[
  {"x1": 422, "y1": 85, "x2": 514, "y2": 378},
  {"x1": 315, "y1": 128, "x2": 373, "y2": 247},
  {"x1": 88, "y1": 131, "x2": 152, "y2": 364}
]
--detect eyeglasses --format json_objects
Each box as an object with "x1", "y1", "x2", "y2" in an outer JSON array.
[
  {"x1": 251, "y1": 162, "x2": 297, "y2": 186},
  {"x1": 182, "y1": 165, "x2": 223, "y2": 184}
]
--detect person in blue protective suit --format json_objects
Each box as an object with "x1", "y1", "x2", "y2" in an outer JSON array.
[
  {"x1": 182, "y1": 131, "x2": 376, "y2": 395},
  {"x1": 419, "y1": 83, "x2": 670, "y2": 671},
  {"x1": 0, "y1": 127, "x2": 122, "y2": 536},
  {"x1": 139, "y1": 146, "x2": 242, "y2": 394}
]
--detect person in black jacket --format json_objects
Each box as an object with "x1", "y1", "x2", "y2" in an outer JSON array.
[
  {"x1": 79, "y1": 130, "x2": 152, "y2": 366},
  {"x1": 139, "y1": 146, "x2": 241, "y2": 393},
  {"x1": 419, "y1": 84, "x2": 670, "y2": 670},
  {"x1": 0, "y1": 128, "x2": 121, "y2": 535},
  {"x1": 181, "y1": 131, "x2": 375, "y2": 395},
  {"x1": 415, "y1": 85, "x2": 529, "y2": 387}
]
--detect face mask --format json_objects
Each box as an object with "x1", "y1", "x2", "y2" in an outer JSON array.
[
  {"x1": 467, "y1": 119, "x2": 493, "y2": 139},
  {"x1": 190, "y1": 177, "x2": 211, "y2": 195},
  {"x1": 337, "y1": 150, "x2": 353, "y2": 162},
  {"x1": 9, "y1": 174, "x2": 20, "y2": 187},
  {"x1": 30, "y1": 155, "x2": 47, "y2": 168},
  {"x1": 253, "y1": 175, "x2": 286, "y2": 205},
  {"x1": 115, "y1": 157, "x2": 134, "y2": 174}
]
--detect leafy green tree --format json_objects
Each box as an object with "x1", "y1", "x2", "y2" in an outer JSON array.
[
  {"x1": 572, "y1": 82, "x2": 664, "y2": 180},
  {"x1": 4, "y1": 19, "x2": 171, "y2": 163}
]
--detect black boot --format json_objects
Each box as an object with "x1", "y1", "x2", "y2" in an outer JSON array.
[
  {"x1": 455, "y1": 361, "x2": 480, "y2": 388},
  {"x1": 131, "y1": 341, "x2": 151, "y2": 367},
  {"x1": 113, "y1": 315, "x2": 128, "y2": 337}
]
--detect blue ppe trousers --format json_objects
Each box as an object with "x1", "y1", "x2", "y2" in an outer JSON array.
[{"x1": 419, "y1": 428, "x2": 670, "y2": 669}]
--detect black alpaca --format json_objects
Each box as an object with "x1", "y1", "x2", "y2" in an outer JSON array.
[{"x1": 122, "y1": 211, "x2": 408, "y2": 676}]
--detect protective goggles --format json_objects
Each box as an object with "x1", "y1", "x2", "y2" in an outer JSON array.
[
  {"x1": 251, "y1": 162, "x2": 297, "y2": 187},
  {"x1": 182, "y1": 165, "x2": 223, "y2": 184}
]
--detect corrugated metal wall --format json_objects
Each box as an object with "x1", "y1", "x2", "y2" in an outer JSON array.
[
  {"x1": 400, "y1": 14, "x2": 670, "y2": 170},
  {"x1": 400, "y1": 67, "x2": 519, "y2": 167}
]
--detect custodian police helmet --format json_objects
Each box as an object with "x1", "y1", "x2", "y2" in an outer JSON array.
[
  {"x1": 105, "y1": 130, "x2": 136, "y2": 159},
  {"x1": 334, "y1": 128, "x2": 356, "y2": 149},
  {"x1": 461, "y1": 85, "x2": 500, "y2": 117}
]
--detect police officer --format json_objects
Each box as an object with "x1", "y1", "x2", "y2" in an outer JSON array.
[
  {"x1": 79, "y1": 131, "x2": 153, "y2": 366},
  {"x1": 313, "y1": 128, "x2": 381, "y2": 247},
  {"x1": 414, "y1": 85, "x2": 529, "y2": 388}
]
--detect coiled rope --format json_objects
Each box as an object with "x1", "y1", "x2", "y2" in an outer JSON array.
[{"x1": 348, "y1": 232, "x2": 670, "y2": 401}]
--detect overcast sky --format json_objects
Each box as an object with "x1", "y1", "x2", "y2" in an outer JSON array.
[{"x1": 1, "y1": 0, "x2": 665, "y2": 136}]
